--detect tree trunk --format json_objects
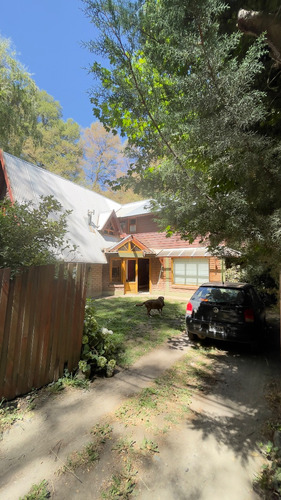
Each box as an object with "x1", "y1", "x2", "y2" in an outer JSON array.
[{"x1": 238, "y1": 9, "x2": 281, "y2": 67}]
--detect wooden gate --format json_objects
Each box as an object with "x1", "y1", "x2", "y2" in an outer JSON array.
[{"x1": 0, "y1": 263, "x2": 88, "y2": 400}]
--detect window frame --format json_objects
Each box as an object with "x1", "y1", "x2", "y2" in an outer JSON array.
[
  {"x1": 110, "y1": 258, "x2": 122, "y2": 283},
  {"x1": 172, "y1": 258, "x2": 209, "y2": 286},
  {"x1": 129, "y1": 218, "x2": 136, "y2": 233}
]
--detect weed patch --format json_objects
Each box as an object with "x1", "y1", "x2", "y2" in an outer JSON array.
[
  {"x1": 101, "y1": 460, "x2": 137, "y2": 499},
  {"x1": 254, "y1": 378, "x2": 281, "y2": 498},
  {"x1": 47, "y1": 370, "x2": 89, "y2": 393},
  {"x1": 19, "y1": 480, "x2": 50, "y2": 499},
  {"x1": 61, "y1": 423, "x2": 113, "y2": 474},
  {"x1": 140, "y1": 438, "x2": 159, "y2": 453},
  {"x1": 0, "y1": 395, "x2": 37, "y2": 436}
]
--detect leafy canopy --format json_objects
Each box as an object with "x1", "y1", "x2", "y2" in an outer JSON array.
[
  {"x1": 0, "y1": 37, "x2": 39, "y2": 157},
  {"x1": 83, "y1": 0, "x2": 281, "y2": 277},
  {"x1": 79, "y1": 121, "x2": 141, "y2": 201},
  {"x1": 0, "y1": 37, "x2": 83, "y2": 182},
  {"x1": 22, "y1": 90, "x2": 84, "y2": 182}
]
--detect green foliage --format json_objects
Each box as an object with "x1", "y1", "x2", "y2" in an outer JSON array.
[
  {"x1": 0, "y1": 397, "x2": 25, "y2": 434},
  {"x1": 140, "y1": 437, "x2": 159, "y2": 453},
  {"x1": 254, "y1": 444, "x2": 281, "y2": 499},
  {"x1": 64, "y1": 423, "x2": 113, "y2": 473},
  {"x1": 0, "y1": 195, "x2": 73, "y2": 274},
  {"x1": 0, "y1": 37, "x2": 83, "y2": 182},
  {"x1": 101, "y1": 461, "x2": 137, "y2": 499},
  {"x1": 65, "y1": 442, "x2": 100, "y2": 471},
  {"x1": 79, "y1": 299, "x2": 123, "y2": 377},
  {"x1": 91, "y1": 422, "x2": 113, "y2": 441},
  {"x1": 47, "y1": 369, "x2": 89, "y2": 393},
  {"x1": 225, "y1": 256, "x2": 278, "y2": 305},
  {"x1": 0, "y1": 37, "x2": 39, "y2": 156},
  {"x1": 19, "y1": 480, "x2": 50, "y2": 500},
  {"x1": 83, "y1": 0, "x2": 281, "y2": 279},
  {"x1": 22, "y1": 90, "x2": 84, "y2": 182},
  {"x1": 112, "y1": 437, "x2": 136, "y2": 454},
  {"x1": 254, "y1": 376, "x2": 281, "y2": 498}
]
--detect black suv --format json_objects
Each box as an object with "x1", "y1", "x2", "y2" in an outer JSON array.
[{"x1": 185, "y1": 282, "x2": 266, "y2": 348}]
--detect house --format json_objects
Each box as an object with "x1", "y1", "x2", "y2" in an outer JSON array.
[{"x1": 0, "y1": 150, "x2": 223, "y2": 298}]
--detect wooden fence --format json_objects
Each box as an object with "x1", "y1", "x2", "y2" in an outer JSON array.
[{"x1": 0, "y1": 263, "x2": 88, "y2": 401}]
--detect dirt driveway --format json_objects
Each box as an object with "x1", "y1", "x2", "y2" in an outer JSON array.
[{"x1": 1, "y1": 331, "x2": 280, "y2": 500}]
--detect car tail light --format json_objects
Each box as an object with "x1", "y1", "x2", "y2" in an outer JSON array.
[
  {"x1": 244, "y1": 308, "x2": 254, "y2": 322},
  {"x1": 186, "y1": 302, "x2": 193, "y2": 316}
]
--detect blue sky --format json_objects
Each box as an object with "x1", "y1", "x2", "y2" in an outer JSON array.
[{"x1": 0, "y1": 0, "x2": 99, "y2": 129}]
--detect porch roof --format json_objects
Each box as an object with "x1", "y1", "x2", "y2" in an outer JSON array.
[
  {"x1": 106, "y1": 234, "x2": 155, "y2": 255},
  {"x1": 154, "y1": 247, "x2": 211, "y2": 257}
]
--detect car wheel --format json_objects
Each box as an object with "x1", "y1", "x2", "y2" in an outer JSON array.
[{"x1": 187, "y1": 330, "x2": 197, "y2": 341}]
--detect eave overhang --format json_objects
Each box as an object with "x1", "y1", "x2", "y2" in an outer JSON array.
[{"x1": 105, "y1": 234, "x2": 155, "y2": 257}]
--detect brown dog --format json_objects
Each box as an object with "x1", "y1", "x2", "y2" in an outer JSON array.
[{"x1": 136, "y1": 296, "x2": 165, "y2": 316}]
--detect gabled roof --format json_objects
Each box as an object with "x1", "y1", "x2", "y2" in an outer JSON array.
[
  {"x1": 1, "y1": 152, "x2": 122, "y2": 264},
  {"x1": 107, "y1": 234, "x2": 155, "y2": 255},
  {"x1": 97, "y1": 210, "x2": 114, "y2": 230},
  {"x1": 116, "y1": 199, "x2": 152, "y2": 218}
]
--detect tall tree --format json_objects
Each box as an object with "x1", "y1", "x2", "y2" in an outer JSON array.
[
  {"x1": 80, "y1": 121, "x2": 127, "y2": 190},
  {"x1": 80, "y1": 121, "x2": 141, "y2": 201},
  {"x1": 83, "y1": 0, "x2": 281, "y2": 278},
  {"x1": 22, "y1": 90, "x2": 84, "y2": 182},
  {"x1": 0, "y1": 38, "x2": 83, "y2": 181},
  {"x1": 0, "y1": 38, "x2": 39, "y2": 157}
]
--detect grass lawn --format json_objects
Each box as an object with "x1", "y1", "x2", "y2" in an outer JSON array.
[{"x1": 92, "y1": 296, "x2": 186, "y2": 366}]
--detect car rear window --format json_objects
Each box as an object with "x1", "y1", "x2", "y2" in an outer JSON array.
[{"x1": 194, "y1": 287, "x2": 245, "y2": 304}]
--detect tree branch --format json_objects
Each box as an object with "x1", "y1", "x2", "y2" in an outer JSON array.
[{"x1": 238, "y1": 9, "x2": 281, "y2": 67}]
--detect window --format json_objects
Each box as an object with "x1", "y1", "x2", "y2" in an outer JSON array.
[
  {"x1": 173, "y1": 258, "x2": 209, "y2": 285},
  {"x1": 129, "y1": 218, "x2": 136, "y2": 233},
  {"x1": 120, "y1": 221, "x2": 127, "y2": 233},
  {"x1": 111, "y1": 259, "x2": 122, "y2": 283}
]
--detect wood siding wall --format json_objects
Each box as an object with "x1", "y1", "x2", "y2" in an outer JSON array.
[{"x1": 0, "y1": 263, "x2": 88, "y2": 401}]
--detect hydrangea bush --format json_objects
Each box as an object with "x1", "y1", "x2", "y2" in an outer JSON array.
[{"x1": 79, "y1": 299, "x2": 123, "y2": 378}]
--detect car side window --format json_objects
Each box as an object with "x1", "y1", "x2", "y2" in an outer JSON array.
[{"x1": 196, "y1": 287, "x2": 211, "y2": 300}]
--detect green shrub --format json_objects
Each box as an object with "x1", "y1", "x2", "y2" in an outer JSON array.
[{"x1": 79, "y1": 299, "x2": 123, "y2": 378}]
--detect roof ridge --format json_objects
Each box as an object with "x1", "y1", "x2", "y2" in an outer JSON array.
[{"x1": 3, "y1": 151, "x2": 122, "y2": 208}]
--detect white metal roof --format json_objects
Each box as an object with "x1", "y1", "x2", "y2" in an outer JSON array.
[
  {"x1": 116, "y1": 199, "x2": 152, "y2": 218},
  {"x1": 3, "y1": 152, "x2": 121, "y2": 264}
]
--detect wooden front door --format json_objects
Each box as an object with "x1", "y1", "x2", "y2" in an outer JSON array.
[{"x1": 124, "y1": 259, "x2": 138, "y2": 294}]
